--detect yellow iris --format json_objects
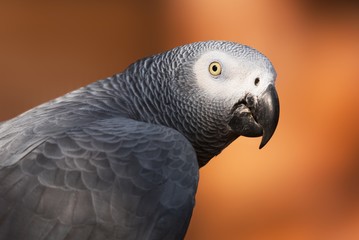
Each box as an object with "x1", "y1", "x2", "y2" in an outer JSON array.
[{"x1": 209, "y1": 62, "x2": 222, "y2": 76}]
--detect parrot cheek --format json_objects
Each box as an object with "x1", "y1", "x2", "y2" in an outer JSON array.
[{"x1": 228, "y1": 84, "x2": 280, "y2": 149}]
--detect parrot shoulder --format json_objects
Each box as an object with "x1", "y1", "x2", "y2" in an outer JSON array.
[{"x1": 0, "y1": 117, "x2": 199, "y2": 240}]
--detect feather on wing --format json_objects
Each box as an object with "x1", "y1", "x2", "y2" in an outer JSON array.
[{"x1": 0, "y1": 117, "x2": 199, "y2": 240}]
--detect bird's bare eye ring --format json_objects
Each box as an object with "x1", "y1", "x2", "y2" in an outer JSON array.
[{"x1": 209, "y1": 62, "x2": 222, "y2": 76}]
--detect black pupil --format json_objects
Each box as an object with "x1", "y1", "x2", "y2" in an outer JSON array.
[
  {"x1": 212, "y1": 65, "x2": 218, "y2": 72},
  {"x1": 255, "y1": 77, "x2": 260, "y2": 86}
]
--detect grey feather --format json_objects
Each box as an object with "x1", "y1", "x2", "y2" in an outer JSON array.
[
  {"x1": 0, "y1": 118, "x2": 198, "y2": 240},
  {"x1": 0, "y1": 40, "x2": 277, "y2": 239}
]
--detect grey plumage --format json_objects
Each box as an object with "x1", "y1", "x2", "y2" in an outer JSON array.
[
  {"x1": 0, "y1": 118, "x2": 196, "y2": 239},
  {"x1": 0, "y1": 41, "x2": 279, "y2": 239}
]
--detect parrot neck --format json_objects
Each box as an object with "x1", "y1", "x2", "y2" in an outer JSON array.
[
  {"x1": 112, "y1": 61, "x2": 238, "y2": 167},
  {"x1": 169, "y1": 95, "x2": 238, "y2": 167}
]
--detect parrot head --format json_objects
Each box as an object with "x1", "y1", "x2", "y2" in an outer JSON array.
[
  {"x1": 167, "y1": 41, "x2": 279, "y2": 155},
  {"x1": 189, "y1": 42, "x2": 279, "y2": 149}
]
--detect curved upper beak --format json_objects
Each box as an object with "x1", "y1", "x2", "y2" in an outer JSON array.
[
  {"x1": 255, "y1": 84, "x2": 280, "y2": 148},
  {"x1": 229, "y1": 84, "x2": 280, "y2": 149}
]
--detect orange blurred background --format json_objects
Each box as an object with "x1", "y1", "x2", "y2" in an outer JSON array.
[{"x1": 1, "y1": 1, "x2": 359, "y2": 239}]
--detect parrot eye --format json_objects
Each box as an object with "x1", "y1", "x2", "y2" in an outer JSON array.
[
  {"x1": 209, "y1": 62, "x2": 222, "y2": 76},
  {"x1": 254, "y1": 77, "x2": 260, "y2": 86}
]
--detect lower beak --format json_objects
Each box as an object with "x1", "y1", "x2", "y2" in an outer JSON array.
[{"x1": 229, "y1": 84, "x2": 280, "y2": 149}]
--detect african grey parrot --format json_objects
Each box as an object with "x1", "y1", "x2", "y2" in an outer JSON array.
[{"x1": 0, "y1": 41, "x2": 279, "y2": 240}]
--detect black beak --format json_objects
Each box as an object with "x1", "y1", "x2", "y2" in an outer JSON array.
[{"x1": 228, "y1": 84, "x2": 280, "y2": 149}]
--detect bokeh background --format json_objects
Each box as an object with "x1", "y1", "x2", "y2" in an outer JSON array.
[{"x1": 1, "y1": 1, "x2": 359, "y2": 239}]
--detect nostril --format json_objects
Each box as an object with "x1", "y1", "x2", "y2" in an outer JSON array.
[{"x1": 254, "y1": 77, "x2": 260, "y2": 86}]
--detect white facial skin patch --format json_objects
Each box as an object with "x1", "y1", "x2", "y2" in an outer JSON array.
[{"x1": 193, "y1": 50, "x2": 276, "y2": 104}]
